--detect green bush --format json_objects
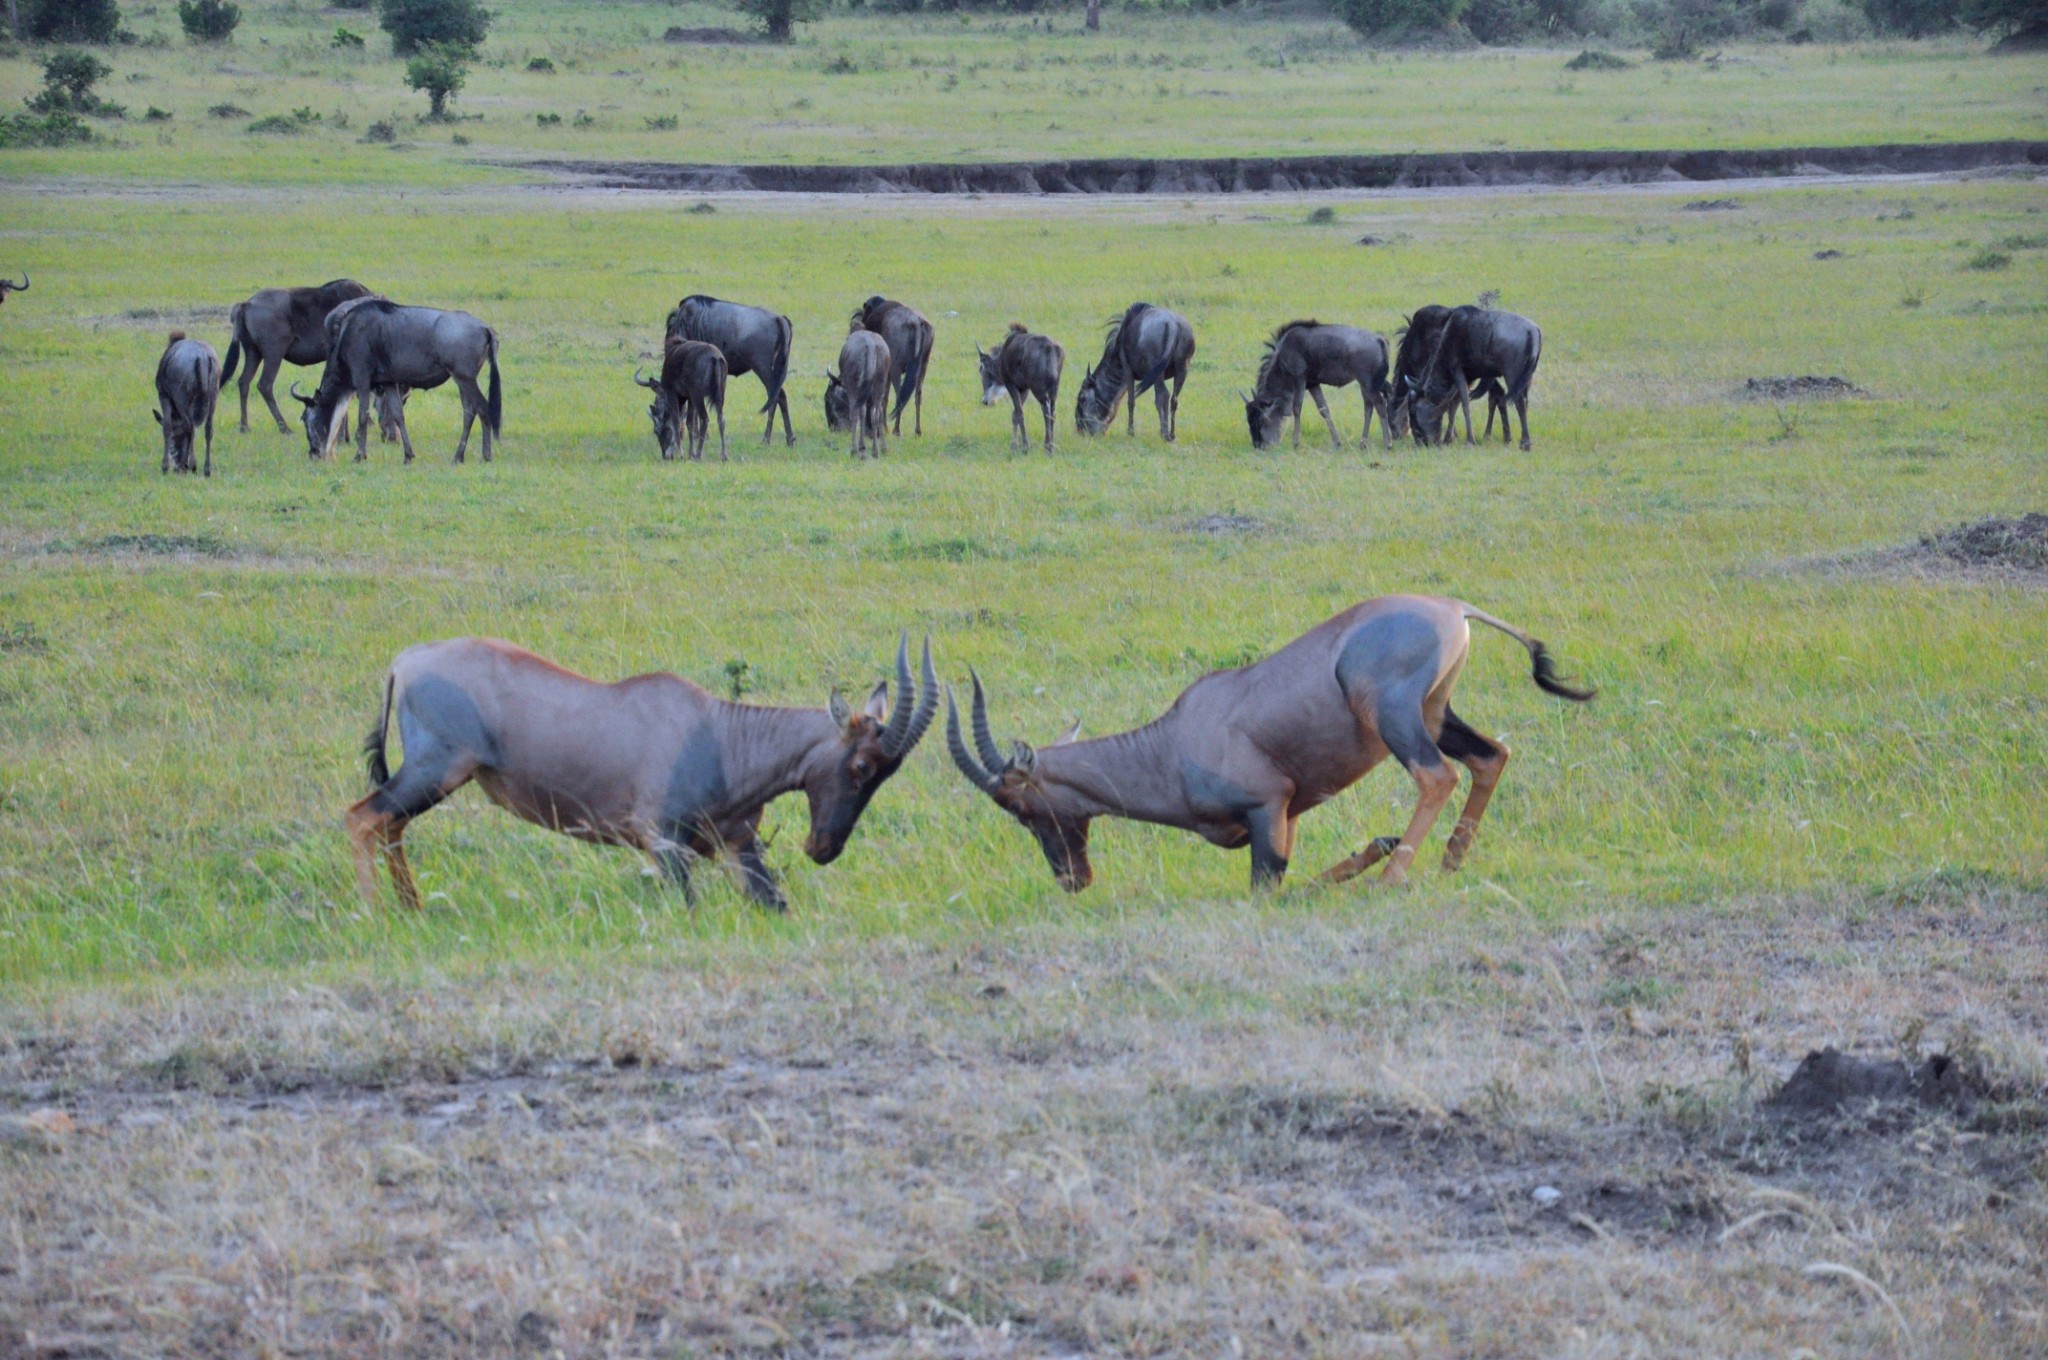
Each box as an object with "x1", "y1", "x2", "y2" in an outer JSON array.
[
  {"x1": 333, "y1": 27, "x2": 365, "y2": 48},
  {"x1": 1961, "y1": 0, "x2": 2047, "y2": 42},
  {"x1": 0, "y1": 110, "x2": 95, "y2": 147},
  {"x1": 1333, "y1": 0, "x2": 1468, "y2": 38},
  {"x1": 25, "y1": 50, "x2": 122, "y2": 117},
  {"x1": 24, "y1": 0, "x2": 125, "y2": 44},
  {"x1": 177, "y1": 0, "x2": 240, "y2": 42},
  {"x1": 732, "y1": 0, "x2": 827, "y2": 41},
  {"x1": 405, "y1": 44, "x2": 468, "y2": 117},
  {"x1": 1858, "y1": 0, "x2": 1958, "y2": 31},
  {"x1": 377, "y1": 0, "x2": 491, "y2": 57}
]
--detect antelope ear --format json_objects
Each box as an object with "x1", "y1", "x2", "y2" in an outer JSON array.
[
  {"x1": 1053, "y1": 718, "x2": 1082, "y2": 746},
  {"x1": 1010, "y1": 740, "x2": 1037, "y2": 777},
  {"x1": 827, "y1": 688, "x2": 852, "y2": 729},
  {"x1": 863, "y1": 679, "x2": 889, "y2": 723}
]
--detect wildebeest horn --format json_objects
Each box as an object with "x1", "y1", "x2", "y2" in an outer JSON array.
[
  {"x1": 880, "y1": 633, "x2": 937, "y2": 758},
  {"x1": 288, "y1": 381, "x2": 315, "y2": 406},
  {"x1": 633, "y1": 366, "x2": 659, "y2": 389},
  {"x1": 3, "y1": 273, "x2": 25, "y2": 291},
  {"x1": 977, "y1": 344, "x2": 989, "y2": 359},
  {"x1": 945, "y1": 685, "x2": 1004, "y2": 794},
  {"x1": 1053, "y1": 717, "x2": 1083, "y2": 746}
]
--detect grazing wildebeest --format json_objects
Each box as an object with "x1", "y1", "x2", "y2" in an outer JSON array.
[
  {"x1": 976, "y1": 323, "x2": 1065, "y2": 454},
  {"x1": 850, "y1": 295, "x2": 933, "y2": 437},
  {"x1": 1243, "y1": 319, "x2": 1391, "y2": 451},
  {"x1": 1410, "y1": 306, "x2": 1542, "y2": 450},
  {"x1": 220, "y1": 278, "x2": 374, "y2": 434},
  {"x1": 293, "y1": 300, "x2": 501, "y2": 464},
  {"x1": 346, "y1": 634, "x2": 939, "y2": 912},
  {"x1": 634, "y1": 337, "x2": 729, "y2": 461},
  {"x1": 1074, "y1": 302, "x2": 1196, "y2": 441},
  {"x1": 323, "y1": 294, "x2": 408, "y2": 444},
  {"x1": 665, "y1": 294, "x2": 795, "y2": 446},
  {"x1": 153, "y1": 330, "x2": 221, "y2": 477},
  {"x1": 824, "y1": 328, "x2": 892, "y2": 459},
  {"x1": 0, "y1": 273, "x2": 27, "y2": 309},
  {"x1": 948, "y1": 595, "x2": 1593, "y2": 892}
]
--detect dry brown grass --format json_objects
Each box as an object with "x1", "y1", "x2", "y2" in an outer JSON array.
[{"x1": 3, "y1": 883, "x2": 2044, "y2": 1357}]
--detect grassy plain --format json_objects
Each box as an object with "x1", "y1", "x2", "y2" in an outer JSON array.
[
  {"x1": 0, "y1": 6, "x2": 2043, "y2": 183},
  {"x1": 2, "y1": 11, "x2": 2047, "y2": 1355}
]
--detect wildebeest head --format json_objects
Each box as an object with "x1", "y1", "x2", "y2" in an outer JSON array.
[
  {"x1": 976, "y1": 345, "x2": 1004, "y2": 406},
  {"x1": 1073, "y1": 364, "x2": 1120, "y2": 436},
  {"x1": 804, "y1": 635, "x2": 937, "y2": 865},
  {"x1": 946, "y1": 672, "x2": 1094, "y2": 892},
  {"x1": 633, "y1": 367, "x2": 682, "y2": 458},
  {"x1": 0, "y1": 273, "x2": 27, "y2": 307},
  {"x1": 1244, "y1": 390, "x2": 1291, "y2": 449},
  {"x1": 289, "y1": 381, "x2": 343, "y2": 458},
  {"x1": 822, "y1": 368, "x2": 852, "y2": 432}
]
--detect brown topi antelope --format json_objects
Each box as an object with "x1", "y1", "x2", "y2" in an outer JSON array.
[
  {"x1": 948, "y1": 595, "x2": 1592, "y2": 893},
  {"x1": 347, "y1": 634, "x2": 939, "y2": 912}
]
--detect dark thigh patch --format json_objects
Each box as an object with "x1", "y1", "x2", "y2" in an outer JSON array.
[{"x1": 397, "y1": 675, "x2": 499, "y2": 767}]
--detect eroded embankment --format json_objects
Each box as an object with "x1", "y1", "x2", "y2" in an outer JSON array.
[{"x1": 518, "y1": 138, "x2": 2046, "y2": 195}]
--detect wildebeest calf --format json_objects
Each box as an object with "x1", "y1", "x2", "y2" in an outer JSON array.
[
  {"x1": 1244, "y1": 319, "x2": 1390, "y2": 451},
  {"x1": 977, "y1": 323, "x2": 1064, "y2": 454},
  {"x1": 1410, "y1": 305, "x2": 1543, "y2": 450},
  {"x1": 153, "y1": 330, "x2": 220, "y2": 477},
  {"x1": 666, "y1": 294, "x2": 795, "y2": 446},
  {"x1": 851, "y1": 295, "x2": 933, "y2": 437},
  {"x1": 635, "y1": 338, "x2": 729, "y2": 461},
  {"x1": 825, "y1": 328, "x2": 892, "y2": 459}
]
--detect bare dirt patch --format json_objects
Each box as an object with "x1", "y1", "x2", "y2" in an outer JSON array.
[
  {"x1": 1189, "y1": 512, "x2": 1265, "y2": 534},
  {"x1": 1803, "y1": 513, "x2": 2048, "y2": 587},
  {"x1": 1740, "y1": 374, "x2": 1868, "y2": 400}
]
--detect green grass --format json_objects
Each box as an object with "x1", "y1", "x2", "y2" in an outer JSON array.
[
  {"x1": 0, "y1": 6, "x2": 2040, "y2": 184},
  {"x1": 2, "y1": 177, "x2": 2043, "y2": 986}
]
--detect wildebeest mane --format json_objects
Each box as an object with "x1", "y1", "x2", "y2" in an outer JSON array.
[{"x1": 1256, "y1": 319, "x2": 1321, "y2": 388}]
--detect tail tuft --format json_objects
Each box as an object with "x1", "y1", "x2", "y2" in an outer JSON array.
[
  {"x1": 1530, "y1": 642, "x2": 1596, "y2": 702},
  {"x1": 362, "y1": 673, "x2": 395, "y2": 787}
]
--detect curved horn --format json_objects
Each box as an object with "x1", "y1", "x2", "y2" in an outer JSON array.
[
  {"x1": 882, "y1": 634, "x2": 937, "y2": 758},
  {"x1": 5, "y1": 273, "x2": 24, "y2": 291},
  {"x1": 1053, "y1": 717, "x2": 1083, "y2": 746},
  {"x1": 633, "y1": 366, "x2": 660, "y2": 389},
  {"x1": 878, "y1": 633, "x2": 915, "y2": 755},
  {"x1": 945, "y1": 686, "x2": 1004, "y2": 794},
  {"x1": 288, "y1": 381, "x2": 315, "y2": 406},
  {"x1": 968, "y1": 668, "x2": 1007, "y2": 776}
]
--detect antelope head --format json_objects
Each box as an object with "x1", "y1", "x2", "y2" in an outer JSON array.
[
  {"x1": 806, "y1": 634, "x2": 938, "y2": 865},
  {"x1": 946, "y1": 670, "x2": 1093, "y2": 892}
]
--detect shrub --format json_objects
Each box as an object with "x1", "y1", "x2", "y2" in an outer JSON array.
[
  {"x1": 404, "y1": 44, "x2": 467, "y2": 117},
  {"x1": 363, "y1": 117, "x2": 397, "y2": 141},
  {"x1": 1858, "y1": 0, "x2": 1958, "y2": 31},
  {"x1": 1965, "y1": 247, "x2": 2012, "y2": 269},
  {"x1": 526, "y1": 55, "x2": 553, "y2": 71},
  {"x1": 378, "y1": 0, "x2": 491, "y2": 57},
  {"x1": 535, "y1": 111, "x2": 560, "y2": 125},
  {"x1": 329, "y1": 0, "x2": 371, "y2": 8},
  {"x1": 246, "y1": 112, "x2": 306, "y2": 133},
  {"x1": 645, "y1": 113, "x2": 678, "y2": 129},
  {"x1": 332, "y1": 27, "x2": 365, "y2": 48},
  {"x1": 1566, "y1": 47, "x2": 1634, "y2": 66},
  {"x1": 207, "y1": 101, "x2": 249, "y2": 117},
  {"x1": 732, "y1": 0, "x2": 826, "y2": 41},
  {"x1": 177, "y1": 0, "x2": 239, "y2": 42},
  {"x1": 24, "y1": 0, "x2": 125, "y2": 44},
  {"x1": 1962, "y1": 0, "x2": 2048, "y2": 43},
  {"x1": 1333, "y1": 0, "x2": 1468, "y2": 38},
  {"x1": 143, "y1": 103, "x2": 170, "y2": 119},
  {"x1": 26, "y1": 50, "x2": 123, "y2": 117},
  {"x1": 0, "y1": 110, "x2": 95, "y2": 147}
]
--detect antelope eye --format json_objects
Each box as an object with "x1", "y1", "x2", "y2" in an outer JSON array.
[{"x1": 850, "y1": 758, "x2": 872, "y2": 779}]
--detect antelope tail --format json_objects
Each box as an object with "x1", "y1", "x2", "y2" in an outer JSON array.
[
  {"x1": 363, "y1": 672, "x2": 395, "y2": 788},
  {"x1": 1462, "y1": 604, "x2": 1595, "y2": 702},
  {"x1": 484, "y1": 328, "x2": 502, "y2": 436}
]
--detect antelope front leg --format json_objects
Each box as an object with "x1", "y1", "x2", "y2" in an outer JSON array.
[{"x1": 1319, "y1": 836, "x2": 1401, "y2": 884}]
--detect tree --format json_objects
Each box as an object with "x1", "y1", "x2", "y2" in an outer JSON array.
[
  {"x1": 1332, "y1": 0, "x2": 1468, "y2": 37},
  {"x1": 178, "y1": 0, "x2": 240, "y2": 42},
  {"x1": 1857, "y1": 0, "x2": 1958, "y2": 33},
  {"x1": 732, "y1": 0, "x2": 825, "y2": 41},
  {"x1": 23, "y1": 0, "x2": 124, "y2": 43},
  {"x1": 26, "y1": 48, "x2": 113, "y2": 112},
  {"x1": 1961, "y1": 0, "x2": 2046, "y2": 42},
  {"x1": 377, "y1": 0, "x2": 489, "y2": 57},
  {"x1": 405, "y1": 43, "x2": 467, "y2": 117}
]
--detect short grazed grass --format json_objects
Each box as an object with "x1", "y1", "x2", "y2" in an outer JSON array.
[{"x1": 0, "y1": 5, "x2": 2040, "y2": 183}]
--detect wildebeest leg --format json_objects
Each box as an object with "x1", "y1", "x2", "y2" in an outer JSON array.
[
  {"x1": 1455, "y1": 369, "x2": 1476, "y2": 445},
  {"x1": 355, "y1": 384, "x2": 376, "y2": 463},
  {"x1": 1168, "y1": 371, "x2": 1186, "y2": 442},
  {"x1": 345, "y1": 748, "x2": 475, "y2": 910},
  {"x1": 1290, "y1": 388, "x2": 1305, "y2": 449},
  {"x1": 732, "y1": 832, "x2": 788, "y2": 913},
  {"x1": 235, "y1": 359, "x2": 254, "y2": 432},
  {"x1": 255, "y1": 356, "x2": 289, "y2": 434},
  {"x1": 1154, "y1": 380, "x2": 1173, "y2": 442},
  {"x1": 913, "y1": 367, "x2": 924, "y2": 437},
  {"x1": 1008, "y1": 387, "x2": 1027, "y2": 452},
  {"x1": 650, "y1": 842, "x2": 699, "y2": 908},
  {"x1": 1516, "y1": 391, "x2": 1532, "y2": 451},
  {"x1": 202, "y1": 404, "x2": 213, "y2": 478},
  {"x1": 1040, "y1": 387, "x2": 1057, "y2": 453},
  {"x1": 453, "y1": 372, "x2": 491, "y2": 464},
  {"x1": 1245, "y1": 799, "x2": 1295, "y2": 889},
  {"x1": 714, "y1": 396, "x2": 728, "y2": 462},
  {"x1": 1435, "y1": 708, "x2": 1508, "y2": 872},
  {"x1": 1308, "y1": 384, "x2": 1342, "y2": 450}
]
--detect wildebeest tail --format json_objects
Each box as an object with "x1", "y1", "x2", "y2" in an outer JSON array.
[
  {"x1": 760, "y1": 313, "x2": 792, "y2": 415},
  {"x1": 363, "y1": 672, "x2": 395, "y2": 788},
  {"x1": 1509, "y1": 325, "x2": 1542, "y2": 402},
  {"x1": 896, "y1": 321, "x2": 930, "y2": 407},
  {"x1": 484, "y1": 327, "x2": 502, "y2": 436},
  {"x1": 1461, "y1": 604, "x2": 1596, "y2": 702},
  {"x1": 220, "y1": 303, "x2": 247, "y2": 383}
]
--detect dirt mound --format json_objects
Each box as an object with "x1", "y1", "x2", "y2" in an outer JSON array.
[
  {"x1": 1740, "y1": 375, "x2": 1866, "y2": 400},
  {"x1": 1191, "y1": 513, "x2": 1264, "y2": 534},
  {"x1": 1766, "y1": 1047, "x2": 1980, "y2": 1119},
  {"x1": 1684, "y1": 198, "x2": 1741, "y2": 211},
  {"x1": 1916, "y1": 513, "x2": 2048, "y2": 572},
  {"x1": 1813, "y1": 248, "x2": 1844, "y2": 259}
]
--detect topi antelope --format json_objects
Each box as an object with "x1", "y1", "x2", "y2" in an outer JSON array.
[
  {"x1": 948, "y1": 595, "x2": 1592, "y2": 892},
  {"x1": 347, "y1": 634, "x2": 939, "y2": 912}
]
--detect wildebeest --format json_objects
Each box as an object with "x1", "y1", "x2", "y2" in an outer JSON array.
[
  {"x1": 1409, "y1": 306, "x2": 1543, "y2": 450},
  {"x1": 1243, "y1": 319, "x2": 1391, "y2": 451},
  {"x1": 824, "y1": 328, "x2": 892, "y2": 459},
  {"x1": 1075, "y1": 302, "x2": 1196, "y2": 441},
  {"x1": 323, "y1": 295, "x2": 409, "y2": 444},
  {"x1": 634, "y1": 337, "x2": 729, "y2": 461},
  {"x1": 948, "y1": 595, "x2": 1592, "y2": 892},
  {"x1": 850, "y1": 295, "x2": 933, "y2": 436},
  {"x1": 346, "y1": 634, "x2": 939, "y2": 912},
  {"x1": 0, "y1": 273, "x2": 27, "y2": 308},
  {"x1": 293, "y1": 300, "x2": 501, "y2": 464},
  {"x1": 976, "y1": 323, "x2": 1064, "y2": 454},
  {"x1": 664, "y1": 295, "x2": 794, "y2": 446},
  {"x1": 152, "y1": 330, "x2": 221, "y2": 477},
  {"x1": 220, "y1": 279, "x2": 374, "y2": 434}
]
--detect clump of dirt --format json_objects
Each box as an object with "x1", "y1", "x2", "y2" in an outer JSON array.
[
  {"x1": 1683, "y1": 198, "x2": 1741, "y2": 211},
  {"x1": 1813, "y1": 248, "x2": 1844, "y2": 260},
  {"x1": 1765, "y1": 1047, "x2": 1981, "y2": 1120},
  {"x1": 1191, "y1": 513, "x2": 1264, "y2": 535},
  {"x1": 663, "y1": 26, "x2": 761, "y2": 43},
  {"x1": 1740, "y1": 375, "x2": 1867, "y2": 400},
  {"x1": 57, "y1": 533, "x2": 235, "y2": 558},
  {"x1": 1355, "y1": 234, "x2": 1387, "y2": 246},
  {"x1": 1915, "y1": 513, "x2": 2048, "y2": 572}
]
